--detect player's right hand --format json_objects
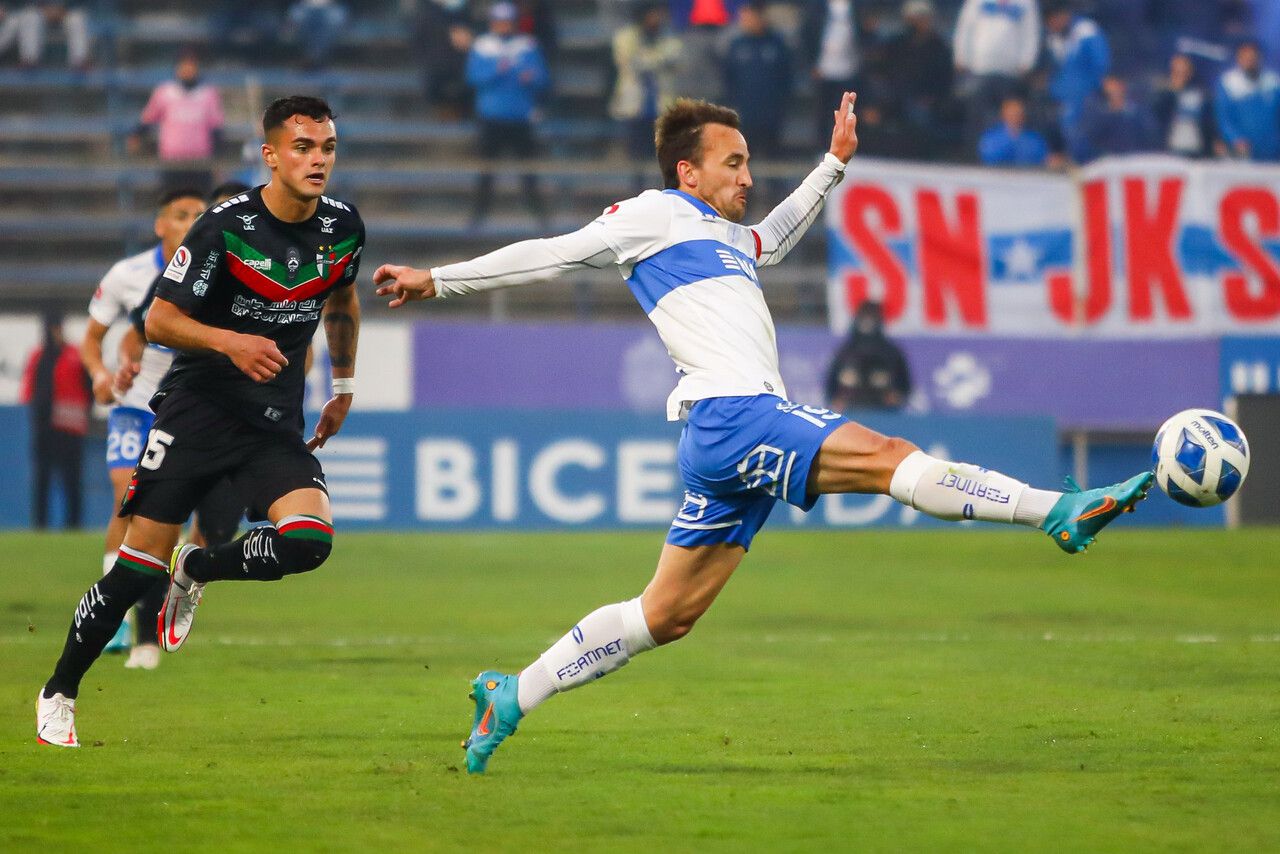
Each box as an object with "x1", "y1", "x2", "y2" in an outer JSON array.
[
  {"x1": 226, "y1": 334, "x2": 288, "y2": 383},
  {"x1": 373, "y1": 264, "x2": 436, "y2": 308},
  {"x1": 91, "y1": 369, "x2": 115, "y2": 404},
  {"x1": 113, "y1": 359, "x2": 140, "y2": 396}
]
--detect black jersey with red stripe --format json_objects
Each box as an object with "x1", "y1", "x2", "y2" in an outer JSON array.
[{"x1": 153, "y1": 187, "x2": 365, "y2": 433}]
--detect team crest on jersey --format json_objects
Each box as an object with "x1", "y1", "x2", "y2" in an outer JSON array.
[
  {"x1": 237, "y1": 214, "x2": 258, "y2": 231},
  {"x1": 318, "y1": 216, "x2": 337, "y2": 234},
  {"x1": 316, "y1": 245, "x2": 337, "y2": 278}
]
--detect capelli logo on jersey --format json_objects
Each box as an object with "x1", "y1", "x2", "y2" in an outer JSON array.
[
  {"x1": 237, "y1": 214, "x2": 258, "y2": 231},
  {"x1": 318, "y1": 216, "x2": 337, "y2": 234}
]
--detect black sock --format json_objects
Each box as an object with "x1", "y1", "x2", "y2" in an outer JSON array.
[
  {"x1": 134, "y1": 576, "x2": 168, "y2": 647},
  {"x1": 45, "y1": 559, "x2": 165, "y2": 699},
  {"x1": 184, "y1": 521, "x2": 332, "y2": 583}
]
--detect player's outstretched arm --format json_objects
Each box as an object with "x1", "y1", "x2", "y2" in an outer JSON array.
[
  {"x1": 373, "y1": 264, "x2": 435, "y2": 308},
  {"x1": 374, "y1": 227, "x2": 617, "y2": 309},
  {"x1": 752, "y1": 91, "x2": 859, "y2": 269},
  {"x1": 309, "y1": 284, "x2": 360, "y2": 450},
  {"x1": 145, "y1": 296, "x2": 288, "y2": 383}
]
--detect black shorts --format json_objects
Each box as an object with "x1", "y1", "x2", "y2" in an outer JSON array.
[
  {"x1": 194, "y1": 476, "x2": 246, "y2": 547},
  {"x1": 119, "y1": 388, "x2": 326, "y2": 525}
]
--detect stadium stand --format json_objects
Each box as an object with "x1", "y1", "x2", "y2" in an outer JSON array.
[
  {"x1": 0, "y1": 0, "x2": 831, "y2": 320},
  {"x1": 5, "y1": 1, "x2": 1263, "y2": 319}
]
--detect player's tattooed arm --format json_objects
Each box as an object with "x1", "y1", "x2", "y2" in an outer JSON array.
[
  {"x1": 145, "y1": 297, "x2": 288, "y2": 384},
  {"x1": 309, "y1": 285, "x2": 360, "y2": 451},
  {"x1": 322, "y1": 284, "x2": 360, "y2": 372}
]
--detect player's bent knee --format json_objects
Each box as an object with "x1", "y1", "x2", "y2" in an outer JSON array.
[
  {"x1": 647, "y1": 603, "x2": 706, "y2": 645},
  {"x1": 656, "y1": 619, "x2": 696, "y2": 644},
  {"x1": 279, "y1": 537, "x2": 332, "y2": 576},
  {"x1": 878, "y1": 435, "x2": 919, "y2": 467}
]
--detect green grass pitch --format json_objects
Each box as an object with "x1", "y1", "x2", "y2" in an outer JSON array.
[{"x1": 2, "y1": 528, "x2": 1278, "y2": 852}]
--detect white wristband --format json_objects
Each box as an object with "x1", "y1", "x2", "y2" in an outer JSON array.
[{"x1": 332, "y1": 377, "x2": 355, "y2": 395}]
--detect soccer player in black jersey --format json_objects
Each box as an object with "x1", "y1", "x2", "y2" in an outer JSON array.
[{"x1": 37, "y1": 96, "x2": 364, "y2": 748}]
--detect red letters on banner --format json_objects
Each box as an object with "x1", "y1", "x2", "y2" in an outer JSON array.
[
  {"x1": 917, "y1": 190, "x2": 986, "y2": 326},
  {"x1": 1124, "y1": 177, "x2": 1190, "y2": 320},
  {"x1": 1220, "y1": 187, "x2": 1280, "y2": 321},
  {"x1": 842, "y1": 183, "x2": 907, "y2": 320},
  {"x1": 1049, "y1": 179, "x2": 1112, "y2": 324},
  {"x1": 836, "y1": 169, "x2": 1280, "y2": 332}
]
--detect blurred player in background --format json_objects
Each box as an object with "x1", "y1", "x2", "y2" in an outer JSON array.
[
  {"x1": 375, "y1": 93, "x2": 1153, "y2": 773},
  {"x1": 37, "y1": 96, "x2": 364, "y2": 748},
  {"x1": 80, "y1": 187, "x2": 205, "y2": 668}
]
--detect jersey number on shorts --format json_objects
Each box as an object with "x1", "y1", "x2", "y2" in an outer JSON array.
[
  {"x1": 107, "y1": 428, "x2": 143, "y2": 463},
  {"x1": 781, "y1": 403, "x2": 842, "y2": 429},
  {"x1": 138, "y1": 429, "x2": 175, "y2": 471}
]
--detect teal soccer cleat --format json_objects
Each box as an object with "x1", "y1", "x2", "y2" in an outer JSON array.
[
  {"x1": 462, "y1": 670, "x2": 523, "y2": 774},
  {"x1": 1042, "y1": 471, "x2": 1154, "y2": 554},
  {"x1": 102, "y1": 612, "x2": 131, "y2": 654}
]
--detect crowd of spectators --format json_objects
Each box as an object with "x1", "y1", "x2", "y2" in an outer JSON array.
[
  {"x1": 6, "y1": 0, "x2": 1278, "y2": 171},
  {"x1": 0, "y1": 2, "x2": 89, "y2": 69},
  {"x1": 427, "y1": 0, "x2": 1279, "y2": 169}
]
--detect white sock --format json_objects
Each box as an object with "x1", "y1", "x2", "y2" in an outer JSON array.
[
  {"x1": 889, "y1": 451, "x2": 1060, "y2": 528},
  {"x1": 516, "y1": 597, "x2": 656, "y2": 714}
]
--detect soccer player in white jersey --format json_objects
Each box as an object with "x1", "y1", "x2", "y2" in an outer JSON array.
[
  {"x1": 374, "y1": 94, "x2": 1153, "y2": 773},
  {"x1": 81, "y1": 187, "x2": 206, "y2": 668}
]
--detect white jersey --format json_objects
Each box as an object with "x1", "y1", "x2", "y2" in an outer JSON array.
[
  {"x1": 587, "y1": 189, "x2": 788, "y2": 417},
  {"x1": 432, "y1": 154, "x2": 846, "y2": 420},
  {"x1": 87, "y1": 245, "x2": 174, "y2": 410}
]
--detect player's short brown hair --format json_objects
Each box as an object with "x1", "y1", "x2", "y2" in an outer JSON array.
[
  {"x1": 262, "y1": 95, "x2": 336, "y2": 138},
  {"x1": 654, "y1": 99, "x2": 741, "y2": 190}
]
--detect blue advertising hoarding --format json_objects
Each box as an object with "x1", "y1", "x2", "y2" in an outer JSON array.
[{"x1": 3, "y1": 406, "x2": 1062, "y2": 532}]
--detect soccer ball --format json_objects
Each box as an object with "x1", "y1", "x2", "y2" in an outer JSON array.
[{"x1": 1151, "y1": 409, "x2": 1250, "y2": 507}]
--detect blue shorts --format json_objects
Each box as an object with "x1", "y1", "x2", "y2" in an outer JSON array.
[
  {"x1": 106, "y1": 406, "x2": 154, "y2": 469},
  {"x1": 667, "y1": 395, "x2": 849, "y2": 551}
]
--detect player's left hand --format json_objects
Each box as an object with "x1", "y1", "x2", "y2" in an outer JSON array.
[
  {"x1": 829, "y1": 91, "x2": 859, "y2": 164},
  {"x1": 373, "y1": 264, "x2": 436, "y2": 308},
  {"x1": 307, "y1": 394, "x2": 352, "y2": 451}
]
